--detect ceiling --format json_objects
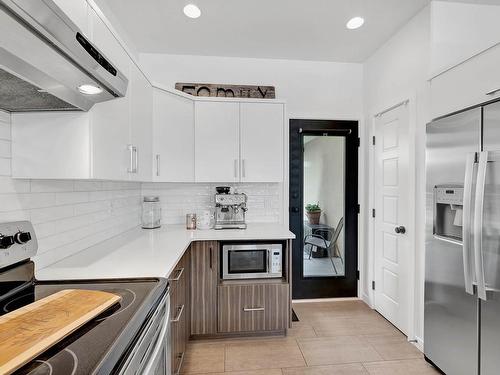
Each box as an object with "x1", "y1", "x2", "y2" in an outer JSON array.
[{"x1": 95, "y1": 0, "x2": 430, "y2": 63}]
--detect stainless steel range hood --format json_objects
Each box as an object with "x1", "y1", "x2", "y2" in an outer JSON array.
[{"x1": 0, "y1": 0, "x2": 129, "y2": 112}]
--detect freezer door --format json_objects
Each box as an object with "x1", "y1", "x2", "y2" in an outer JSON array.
[
  {"x1": 425, "y1": 108, "x2": 481, "y2": 375},
  {"x1": 479, "y1": 101, "x2": 500, "y2": 375}
]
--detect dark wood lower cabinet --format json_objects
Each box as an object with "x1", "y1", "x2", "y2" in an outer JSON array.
[
  {"x1": 217, "y1": 283, "x2": 289, "y2": 333},
  {"x1": 169, "y1": 250, "x2": 190, "y2": 374},
  {"x1": 190, "y1": 241, "x2": 218, "y2": 336}
]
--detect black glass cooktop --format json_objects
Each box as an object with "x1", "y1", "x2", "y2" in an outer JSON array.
[{"x1": 1, "y1": 279, "x2": 166, "y2": 375}]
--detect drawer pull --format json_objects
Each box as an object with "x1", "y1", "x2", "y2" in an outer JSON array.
[
  {"x1": 174, "y1": 351, "x2": 185, "y2": 375},
  {"x1": 171, "y1": 304, "x2": 185, "y2": 323},
  {"x1": 243, "y1": 307, "x2": 265, "y2": 312},
  {"x1": 486, "y1": 88, "x2": 500, "y2": 96},
  {"x1": 168, "y1": 267, "x2": 184, "y2": 282}
]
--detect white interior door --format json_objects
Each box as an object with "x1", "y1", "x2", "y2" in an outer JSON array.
[{"x1": 373, "y1": 103, "x2": 411, "y2": 335}]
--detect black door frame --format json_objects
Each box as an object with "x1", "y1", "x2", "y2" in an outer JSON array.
[{"x1": 289, "y1": 119, "x2": 359, "y2": 299}]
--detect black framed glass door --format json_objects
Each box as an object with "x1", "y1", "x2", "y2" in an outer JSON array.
[{"x1": 289, "y1": 119, "x2": 358, "y2": 299}]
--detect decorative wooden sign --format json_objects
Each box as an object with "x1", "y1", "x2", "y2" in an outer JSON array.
[{"x1": 175, "y1": 83, "x2": 275, "y2": 99}]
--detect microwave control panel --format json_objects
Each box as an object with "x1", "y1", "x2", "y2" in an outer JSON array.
[{"x1": 271, "y1": 250, "x2": 282, "y2": 274}]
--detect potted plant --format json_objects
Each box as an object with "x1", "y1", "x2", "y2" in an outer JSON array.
[{"x1": 305, "y1": 203, "x2": 322, "y2": 225}]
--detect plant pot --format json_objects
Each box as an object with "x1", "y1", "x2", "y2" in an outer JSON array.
[{"x1": 306, "y1": 210, "x2": 321, "y2": 225}]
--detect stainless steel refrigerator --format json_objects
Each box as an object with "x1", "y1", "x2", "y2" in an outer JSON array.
[{"x1": 425, "y1": 100, "x2": 500, "y2": 375}]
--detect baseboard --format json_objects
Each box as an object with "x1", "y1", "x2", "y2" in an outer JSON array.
[
  {"x1": 292, "y1": 297, "x2": 360, "y2": 303},
  {"x1": 413, "y1": 335, "x2": 424, "y2": 352},
  {"x1": 361, "y1": 292, "x2": 373, "y2": 308}
]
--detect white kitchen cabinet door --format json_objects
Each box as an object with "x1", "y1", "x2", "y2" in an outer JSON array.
[
  {"x1": 88, "y1": 8, "x2": 131, "y2": 180},
  {"x1": 195, "y1": 102, "x2": 240, "y2": 183},
  {"x1": 153, "y1": 89, "x2": 194, "y2": 182},
  {"x1": 129, "y1": 64, "x2": 153, "y2": 182},
  {"x1": 240, "y1": 103, "x2": 284, "y2": 182},
  {"x1": 12, "y1": 112, "x2": 91, "y2": 179},
  {"x1": 431, "y1": 42, "x2": 500, "y2": 119}
]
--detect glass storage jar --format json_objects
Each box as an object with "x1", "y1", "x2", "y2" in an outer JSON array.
[{"x1": 142, "y1": 196, "x2": 161, "y2": 229}]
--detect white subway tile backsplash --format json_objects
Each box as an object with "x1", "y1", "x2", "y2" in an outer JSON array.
[{"x1": 141, "y1": 182, "x2": 283, "y2": 225}]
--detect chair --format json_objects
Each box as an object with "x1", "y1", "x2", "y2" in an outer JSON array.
[{"x1": 304, "y1": 217, "x2": 344, "y2": 273}]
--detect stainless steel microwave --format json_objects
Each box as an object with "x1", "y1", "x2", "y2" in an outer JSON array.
[{"x1": 222, "y1": 243, "x2": 283, "y2": 280}]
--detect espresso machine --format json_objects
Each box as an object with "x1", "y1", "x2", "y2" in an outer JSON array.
[{"x1": 214, "y1": 187, "x2": 248, "y2": 229}]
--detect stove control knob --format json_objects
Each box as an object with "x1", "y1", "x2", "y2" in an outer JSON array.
[
  {"x1": 14, "y1": 231, "x2": 31, "y2": 244},
  {"x1": 0, "y1": 235, "x2": 15, "y2": 249}
]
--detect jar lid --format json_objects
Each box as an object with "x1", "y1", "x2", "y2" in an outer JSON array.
[{"x1": 143, "y1": 196, "x2": 160, "y2": 202}]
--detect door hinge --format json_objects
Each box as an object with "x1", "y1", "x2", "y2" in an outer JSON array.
[
  {"x1": 372, "y1": 208, "x2": 376, "y2": 218},
  {"x1": 357, "y1": 204, "x2": 360, "y2": 214},
  {"x1": 356, "y1": 270, "x2": 360, "y2": 280},
  {"x1": 372, "y1": 281, "x2": 376, "y2": 290},
  {"x1": 372, "y1": 136, "x2": 376, "y2": 145},
  {"x1": 357, "y1": 137, "x2": 361, "y2": 147}
]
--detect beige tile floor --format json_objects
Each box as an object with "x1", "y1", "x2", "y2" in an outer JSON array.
[{"x1": 181, "y1": 300, "x2": 440, "y2": 375}]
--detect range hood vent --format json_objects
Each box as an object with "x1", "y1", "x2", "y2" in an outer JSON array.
[
  {"x1": 0, "y1": 0, "x2": 128, "y2": 112},
  {"x1": 0, "y1": 69, "x2": 77, "y2": 112}
]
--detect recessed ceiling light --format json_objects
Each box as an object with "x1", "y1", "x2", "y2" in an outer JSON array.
[
  {"x1": 183, "y1": 4, "x2": 201, "y2": 19},
  {"x1": 346, "y1": 16, "x2": 365, "y2": 30},
  {"x1": 78, "y1": 84, "x2": 103, "y2": 95}
]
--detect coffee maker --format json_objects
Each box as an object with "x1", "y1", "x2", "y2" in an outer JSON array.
[{"x1": 214, "y1": 187, "x2": 247, "y2": 229}]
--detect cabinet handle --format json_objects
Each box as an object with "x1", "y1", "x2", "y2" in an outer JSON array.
[
  {"x1": 168, "y1": 267, "x2": 184, "y2": 281},
  {"x1": 486, "y1": 88, "x2": 500, "y2": 96},
  {"x1": 127, "y1": 144, "x2": 134, "y2": 173},
  {"x1": 174, "y1": 352, "x2": 185, "y2": 375},
  {"x1": 234, "y1": 159, "x2": 238, "y2": 178},
  {"x1": 133, "y1": 146, "x2": 138, "y2": 173},
  {"x1": 243, "y1": 307, "x2": 265, "y2": 312},
  {"x1": 242, "y1": 159, "x2": 246, "y2": 178},
  {"x1": 209, "y1": 247, "x2": 212, "y2": 269},
  {"x1": 171, "y1": 304, "x2": 185, "y2": 322},
  {"x1": 155, "y1": 154, "x2": 160, "y2": 176}
]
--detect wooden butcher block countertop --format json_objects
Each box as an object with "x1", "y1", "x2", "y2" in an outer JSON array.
[{"x1": 0, "y1": 289, "x2": 121, "y2": 375}]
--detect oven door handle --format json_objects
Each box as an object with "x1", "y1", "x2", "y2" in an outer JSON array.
[{"x1": 141, "y1": 293, "x2": 171, "y2": 374}]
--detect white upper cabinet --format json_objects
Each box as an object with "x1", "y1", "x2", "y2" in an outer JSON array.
[
  {"x1": 12, "y1": 112, "x2": 92, "y2": 179},
  {"x1": 12, "y1": 5, "x2": 154, "y2": 182},
  {"x1": 195, "y1": 102, "x2": 240, "y2": 183},
  {"x1": 152, "y1": 89, "x2": 194, "y2": 182},
  {"x1": 129, "y1": 63, "x2": 153, "y2": 181},
  {"x1": 431, "y1": 42, "x2": 500, "y2": 119},
  {"x1": 240, "y1": 103, "x2": 283, "y2": 182}
]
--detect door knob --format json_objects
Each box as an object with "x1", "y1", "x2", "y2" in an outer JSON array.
[{"x1": 395, "y1": 226, "x2": 406, "y2": 234}]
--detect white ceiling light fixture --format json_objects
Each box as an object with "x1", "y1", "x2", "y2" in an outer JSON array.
[
  {"x1": 346, "y1": 16, "x2": 365, "y2": 30},
  {"x1": 183, "y1": 4, "x2": 201, "y2": 19},
  {"x1": 77, "y1": 84, "x2": 103, "y2": 95}
]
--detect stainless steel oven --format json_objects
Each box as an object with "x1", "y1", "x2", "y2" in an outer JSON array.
[{"x1": 222, "y1": 243, "x2": 283, "y2": 280}]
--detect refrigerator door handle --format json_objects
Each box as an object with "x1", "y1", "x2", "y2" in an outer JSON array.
[
  {"x1": 474, "y1": 151, "x2": 488, "y2": 300},
  {"x1": 463, "y1": 152, "x2": 476, "y2": 295}
]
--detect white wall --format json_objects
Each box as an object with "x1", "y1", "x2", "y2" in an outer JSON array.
[
  {"x1": 0, "y1": 111, "x2": 142, "y2": 269},
  {"x1": 139, "y1": 54, "x2": 363, "y2": 120},
  {"x1": 363, "y1": 5, "x2": 431, "y2": 346}
]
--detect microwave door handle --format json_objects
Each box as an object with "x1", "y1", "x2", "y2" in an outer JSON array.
[
  {"x1": 463, "y1": 152, "x2": 476, "y2": 295},
  {"x1": 474, "y1": 151, "x2": 488, "y2": 300},
  {"x1": 267, "y1": 250, "x2": 271, "y2": 273}
]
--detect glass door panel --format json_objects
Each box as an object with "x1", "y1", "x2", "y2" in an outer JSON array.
[{"x1": 302, "y1": 135, "x2": 345, "y2": 277}]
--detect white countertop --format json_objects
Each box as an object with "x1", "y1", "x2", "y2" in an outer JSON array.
[{"x1": 35, "y1": 224, "x2": 295, "y2": 281}]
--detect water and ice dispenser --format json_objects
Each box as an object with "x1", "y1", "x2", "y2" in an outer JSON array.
[{"x1": 434, "y1": 186, "x2": 464, "y2": 241}]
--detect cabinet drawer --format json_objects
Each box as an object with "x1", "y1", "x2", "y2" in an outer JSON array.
[
  {"x1": 218, "y1": 283, "x2": 289, "y2": 333},
  {"x1": 169, "y1": 253, "x2": 189, "y2": 374}
]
